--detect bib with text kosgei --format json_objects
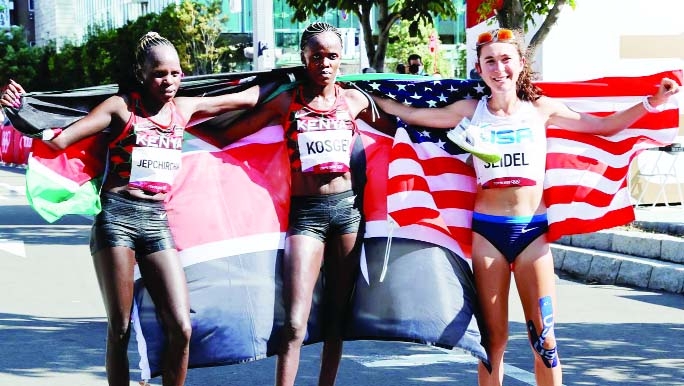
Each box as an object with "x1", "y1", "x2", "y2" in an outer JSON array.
[
  {"x1": 297, "y1": 128, "x2": 353, "y2": 173},
  {"x1": 128, "y1": 124, "x2": 184, "y2": 193}
]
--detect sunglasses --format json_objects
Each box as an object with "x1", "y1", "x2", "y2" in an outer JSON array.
[{"x1": 476, "y1": 28, "x2": 516, "y2": 47}]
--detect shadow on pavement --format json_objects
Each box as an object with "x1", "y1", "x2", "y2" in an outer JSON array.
[
  {"x1": 0, "y1": 313, "x2": 108, "y2": 380},
  {"x1": 0, "y1": 205, "x2": 92, "y2": 227},
  {"x1": 506, "y1": 321, "x2": 684, "y2": 386},
  {"x1": 0, "y1": 223, "x2": 90, "y2": 246},
  {"x1": 0, "y1": 165, "x2": 27, "y2": 175},
  {"x1": 619, "y1": 293, "x2": 684, "y2": 310}
]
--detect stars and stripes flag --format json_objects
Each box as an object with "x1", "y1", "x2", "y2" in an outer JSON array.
[{"x1": 343, "y1": 69, "x2": 680, "y2": 259}]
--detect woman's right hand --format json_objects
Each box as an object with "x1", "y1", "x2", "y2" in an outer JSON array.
[{"x1": 1, "y1": 79, "x2": 26, "y2": 108}]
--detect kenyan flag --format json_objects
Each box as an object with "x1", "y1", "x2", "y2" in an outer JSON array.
[{"x1": 26, "y1": 135, "x2": 106, "y2": 223}]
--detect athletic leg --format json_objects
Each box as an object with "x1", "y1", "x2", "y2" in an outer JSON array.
[
  {"x1": 92, "y1": 246, "x2": 136, "y2": 386},
  {"x1": 317, "y1": 232, "x2": 362, "y2": 386},
  {"x1": 137, "y1": 249, "x2": 192, "y2": 386},
  {"x1": 513, "y1": 236, "x2": 562, "y2": 386},
  {"x1": 472, "y1": 232, "x2": 512, "y2": 386},
  {"x1": 276, "y1": 234, "x2": 325, "y2": 386}
]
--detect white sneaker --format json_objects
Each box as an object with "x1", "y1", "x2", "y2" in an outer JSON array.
[{"x1": 447, "y1": 118, "x2": 501, "y2": 163}]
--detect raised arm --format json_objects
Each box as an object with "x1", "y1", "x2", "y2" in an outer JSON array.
[
  {"x1": 371, "y1": 94, "x2": 477, "y2": 129},
  {"x1": 544, "y1": 77, "x2": 680, "y2": 136},
  {"x1": 340, "y1": 88, "x2": 397, "y2": 136},
  {"x1": 1, "y1": 79, "x2": 126, "y2": 150},
  {"x1": 178, "y1": 81, "x2": 283, "y2": 122},
  {"x1": 217, "y1": 91, "x2": 289, "y2": 145}
]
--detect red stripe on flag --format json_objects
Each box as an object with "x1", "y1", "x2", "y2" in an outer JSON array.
[
  {"x1": 167, "y1": 141, "x2": 290, "y2": 250},
  {"x1": 387, "y1": 127, "x2": 475, "y2": 254},
  {"x1": 31, "y1": 134, "x2": 107, "y2": 185},
  {"x1": 545, "y1": 183, "x2": 628, "y2": 207},
  {"x1": 546, "y1": 153, "x2": 631, "y2": 182},
  {"x1": 581, "y1": 110, "x2": 680, "y2": 130},
  {"x1": 547, "y1": 206, "x2": 635, "y2": 241},
  {"x1": 547, "y1": 127, "x2": 678, "y2": 155},
  {"x1": 537, "y1": 70, "x2": 683, "y2": 97}
]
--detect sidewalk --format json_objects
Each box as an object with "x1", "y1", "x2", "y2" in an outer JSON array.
[
  {"x1": 554, "y1": 205, "x2": 684, "y2": 294},
  {"x1": 633, "y1": 205, "x2": 684, "y2": 235}
]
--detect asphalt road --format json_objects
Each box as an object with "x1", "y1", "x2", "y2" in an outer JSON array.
[{"x1": 1, "y1": 166, "x2": 683, "y2": 386}]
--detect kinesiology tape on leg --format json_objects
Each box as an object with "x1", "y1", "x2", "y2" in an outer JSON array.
[{"x1": 527, "y1": 296, "x2": 558, "y2": 368}]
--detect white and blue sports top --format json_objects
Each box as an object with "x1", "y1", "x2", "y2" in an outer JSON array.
[{"x1": 470, "y1": 96, "x2": 547, "y2": 189}]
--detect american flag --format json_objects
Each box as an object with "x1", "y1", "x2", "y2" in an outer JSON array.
[{"x1": 345, "y1": 70, "x2": 681, "y2": 256}]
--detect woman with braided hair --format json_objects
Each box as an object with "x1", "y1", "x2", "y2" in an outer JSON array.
[
  {"x1": 1, "y1": 31, "x2": 274, "y2": 386},
  {"x1": 221, "y1": 21, "x2": 400, "y2": 386}
]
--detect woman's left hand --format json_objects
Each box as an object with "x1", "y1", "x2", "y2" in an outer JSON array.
[{"x1": 651, "y1": 77, "x2": 680, "y2": 106}]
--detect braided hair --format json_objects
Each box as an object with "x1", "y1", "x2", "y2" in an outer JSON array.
[
  {"x1": 134, "y1": 32, "x2": 176, "y2": 83},
  {"x1": 299, "y1": 22, "x2": 342, "y2": 52}
]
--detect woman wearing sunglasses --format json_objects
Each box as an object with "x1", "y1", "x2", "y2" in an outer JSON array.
[{"x1": 372, "y1": 28, "x2": 679, "y2": 386}]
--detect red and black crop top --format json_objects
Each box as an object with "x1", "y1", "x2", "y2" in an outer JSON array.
[
  {"x1": 105, "y1": 94, "x2": 187, "y2": 194},
  {"x1": 283, "y1": 85, "x2": 357, "y2": 174}
]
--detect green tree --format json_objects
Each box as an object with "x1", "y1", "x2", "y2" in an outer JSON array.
[
  {"x1": 81, "y1": 25, "x2": 119, "y2": 85},
  {"x1": 476, "y1": 0, "x2": 575, "y2": 58},
  {"x1": 168, "y1": 0, "x2": 230, "y2": 75},
  {"x1": 25, "y1": 0, "x2": 236, "y2": 91},
  {"x1": 284, "y1": 0, "x2": 459, "y2": 72},
  {"x1": 0, "y1": 26, "x2": 43, "y2": 89},
  {"x1": 386, "y1": 19, "x2": 455, "y2": 77},
  {"x1": 41, "y1": 41, "x2": 86, "y2": 90}
]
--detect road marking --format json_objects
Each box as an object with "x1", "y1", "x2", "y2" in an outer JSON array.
[
  {"x1": 0, "y1": 239, "x2": 26, "y2": 258},
  {"x1": 348, "y1": 347, "x2": 566, "y2": 386},
  {"x1": 349, "y1": 351, "x2": 478, "y2": 367},
  {"x1": 0, "y1": 183, "x2": 25, "y2": 196}
]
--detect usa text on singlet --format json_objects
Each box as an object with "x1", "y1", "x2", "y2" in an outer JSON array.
[{"x1": 470, "y1": 97, "x2": 547, "y2": 189}]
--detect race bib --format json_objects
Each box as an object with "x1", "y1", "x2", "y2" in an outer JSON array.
[
  {"x1": 297, "y1": 129, "x2": 352, "y2": 173},
  {"x1": 128, "y1": 125, "x2": 184, "y2": 193},
  {"x1": 474, "y1": 126, "x2": 546, "y2": 189}
]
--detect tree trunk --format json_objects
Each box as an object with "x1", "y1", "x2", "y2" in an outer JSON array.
[
  {"x1": 527, "y1": 0, "x2": 568, "y2": 60},
  {"x1": 356, "y1": 2, "x2": 376, "y2": 70},
  {"x1": 497, "y1": 0, "x2": 524, "y2": 30}
]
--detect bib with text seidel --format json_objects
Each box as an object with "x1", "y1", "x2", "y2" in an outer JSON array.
[
  {"x1": 129, "y1": 123, "x2": 184, "y2": 193},
  {"x1": 474, "y1": 126, "x2": 546, "y2": 189}
]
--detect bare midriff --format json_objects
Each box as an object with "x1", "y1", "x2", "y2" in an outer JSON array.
[
  {"x1": 290, "y1": 170, "x2": 353, "y2": 196},
  {"x1": 473, "y1": 185, "x2": 546, "y2": 216}
]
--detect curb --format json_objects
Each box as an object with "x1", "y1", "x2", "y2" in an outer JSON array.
[
  {"x1": 552, "y1": 229, "x2": 684, "y2": 294},
  {"x1": 631, "y1": 220, "x2": 684, "y2": 237}
]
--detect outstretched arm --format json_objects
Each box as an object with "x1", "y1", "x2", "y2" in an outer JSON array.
[
  {"x1": 371, "y1": 94, "x2": 476, "y2": 129},
  {"x1": 1, "y1": 79, "x2": 126, "y2": 150},
  {"x1": 216, "y1": 92, "x2": 288, "y2": 145},
  {"x1": 342, "y1": 88, "x2": 397, "y2": 136},
  {"x1": 179, "y1": 81, "x2": 281, "y2": 121},
  {"x1": 545, "y1": 77, "x2": 680, "y2": 136}
]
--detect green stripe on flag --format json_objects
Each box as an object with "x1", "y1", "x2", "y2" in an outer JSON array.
[{"x1": 26, "y1": 157, "x2": 101, "y2": 223}]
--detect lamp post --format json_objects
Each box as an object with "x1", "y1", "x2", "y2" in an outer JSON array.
[{"x1": 252, "y1": 0, "x2": 275, "y2": 70}]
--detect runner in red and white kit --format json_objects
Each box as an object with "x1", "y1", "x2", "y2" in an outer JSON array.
[{"x1": 1, "y1": 32, "x2": 275, "y2": 386}]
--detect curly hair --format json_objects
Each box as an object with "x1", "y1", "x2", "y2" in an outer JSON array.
[
  {"x1": 299, "y1": 22, "x2": 342, "y2": 52},
  {"x1": 476, "y1": 29, "x2": 543, "y2": 102}
]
